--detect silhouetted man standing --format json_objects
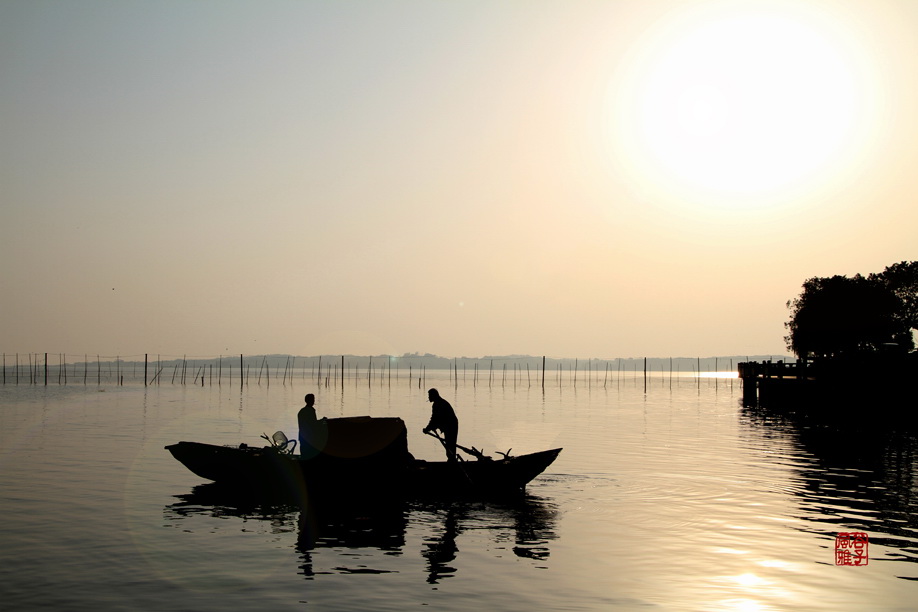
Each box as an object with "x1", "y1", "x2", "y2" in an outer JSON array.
[
  {"x1": 298, "y1": 393, "x2": 325, "y2": 455},
  {"x1": 423, "y1": 388, "x2": 458, "y2": 462}
]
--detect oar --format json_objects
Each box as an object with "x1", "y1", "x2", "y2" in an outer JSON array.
[
  {"x1": 424, "y1": 430, "x2": 492, "y2": 461},
  {"x1": 425, "y1": 429, "x2": 464, "y2": 462},
  {"x1": 425, "y1": 430, "x2": 476, "y2": 486}
]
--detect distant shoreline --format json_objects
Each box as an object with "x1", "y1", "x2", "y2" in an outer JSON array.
[{"x1": 1, "y1": 352, "x2": 792, "y2": 370}]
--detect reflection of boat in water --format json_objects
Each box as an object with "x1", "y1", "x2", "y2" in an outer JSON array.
[
  {"x1": 164, "y1": 481, "x2": 558, "y2": 583},
  {"x1": 165, "y1": 482, "x2": 408, "y2": 556},
  {"x1": 165, "y1": 416, "x2": 561, "y2": 498}
]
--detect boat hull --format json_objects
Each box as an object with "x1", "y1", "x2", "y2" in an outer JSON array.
[{"x1": 165, "y1": 441, "x2": 561, "y2": 498}]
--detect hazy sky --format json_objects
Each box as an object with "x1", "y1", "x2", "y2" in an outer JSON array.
[{"x1": 2, "y1": 0, "x2": 916, "y2": 360}]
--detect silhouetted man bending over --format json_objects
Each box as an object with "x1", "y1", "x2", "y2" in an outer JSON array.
[{"x1": 423, "y1": 388, "x2": 459, "y2": 462}]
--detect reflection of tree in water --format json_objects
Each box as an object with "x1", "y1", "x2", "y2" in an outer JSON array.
[
  {"x1": 741, "y1": 405, "x2": 918, "y2": 576},
  {"x1": 164, "y1": 486, "x2": 558, "y2": 584}
]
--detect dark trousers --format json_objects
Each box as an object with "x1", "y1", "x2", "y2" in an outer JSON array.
[{"x1": 442, "y1": 426, "x2": 458, "y2": 462}]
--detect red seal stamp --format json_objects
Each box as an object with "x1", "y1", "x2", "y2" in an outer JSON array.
[{"x1": 835, "y1": 532, "x2": 868, "y2": 566}]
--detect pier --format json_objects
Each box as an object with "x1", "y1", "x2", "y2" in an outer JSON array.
[
  {"x1": 737, "y1": 359, "x2": 808, "y2": 407},
  {"x1": 739, "y1": 355, "x2": 917, "y2": 422}
]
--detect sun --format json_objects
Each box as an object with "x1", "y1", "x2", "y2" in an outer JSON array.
[{"x1": 607, "y1": 1, "x2": 876, "y2": 208}]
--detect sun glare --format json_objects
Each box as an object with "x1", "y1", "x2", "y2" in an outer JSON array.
[{"x1": 608, "y1": 2, "x2": 877, "y2": 209}]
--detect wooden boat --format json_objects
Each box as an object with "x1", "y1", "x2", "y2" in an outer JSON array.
[{"x1": 166, "y1": 416, "x2": 561, "y2": 497}]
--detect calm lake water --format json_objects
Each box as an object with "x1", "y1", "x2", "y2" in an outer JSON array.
[{"x1": 1, "y1": 371, "x2": 916, "y2": 611}]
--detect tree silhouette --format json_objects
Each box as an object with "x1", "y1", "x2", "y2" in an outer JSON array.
[
  {"x1": 871, "y1": 261, "x2": 918, "y2": 332},
  {"x1": 785, "y1": 271, "x2": 913, "y2": 359}
]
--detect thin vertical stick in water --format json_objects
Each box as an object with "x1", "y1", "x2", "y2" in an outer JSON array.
[
  {"x1": 541, "y1": 356, "x2": 545, "y2": 391},
  {"x1": 643, "y1": 357, "x2": 647, "y2": 394}
]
